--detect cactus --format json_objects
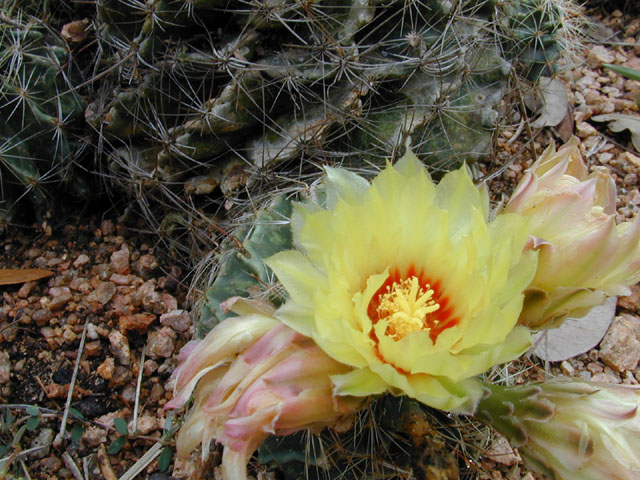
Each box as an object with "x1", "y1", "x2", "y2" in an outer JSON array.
[
  {"x1": 83, "y1": 0, "x2": 580, "y2": 258},
  {"x1": 0, "y1": 4, "x2": 88, "y2": 227},
  {"x1": 256, "y1": 396, "x2": 463, "y2": 479},
  {"x1": 194, "y1": 193, "x2": 293, "y2": 336}
]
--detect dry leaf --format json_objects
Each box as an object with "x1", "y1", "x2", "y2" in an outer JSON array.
[
  {"x1": 0, "y1": 268, "x2": 54, "y2": 286},
  {"x1": 525, "y1": 77, "x2": 569, "y2": 129},
  {"x1": 592, "y1": 113, "x2": 640, "y2": 152},
  {"x1": 531, "y1": 297, "x2": 616, "y2": 362},
  {"x1": 61, "y1": 19, "x2": 90, "y2": 43}
]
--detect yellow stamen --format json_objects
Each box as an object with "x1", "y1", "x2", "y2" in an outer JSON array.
[{"x1": 376, "y1": 276, "x2": 440, "y2": 341}]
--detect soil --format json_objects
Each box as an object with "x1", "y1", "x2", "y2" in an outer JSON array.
[{"x1": 1, "y1": 7, "x2": 639, "y2": 480}]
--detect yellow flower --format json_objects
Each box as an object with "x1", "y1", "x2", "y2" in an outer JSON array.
[{"x1": 266, "y1": 150, "x2": 538, "y2": 412}]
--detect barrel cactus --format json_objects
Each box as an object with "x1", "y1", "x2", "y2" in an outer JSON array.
[
  {"x1": 85, "y1": 0, "x2": 581, "y2": 258},
  {"x1": 0, "y1": 3, "x2": 88, "y2": 227}
]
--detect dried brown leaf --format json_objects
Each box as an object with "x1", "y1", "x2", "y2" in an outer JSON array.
[
  {"x1": 592, "y1": 113, "x2": 640, "y2": 152},
  {"x1": 0, "y1": 268, "x2": 54, "y2": 285}
]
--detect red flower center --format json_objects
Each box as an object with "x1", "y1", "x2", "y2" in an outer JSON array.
[{"x1": 367, "y1": 266, "x2": 458, "y2": 344}]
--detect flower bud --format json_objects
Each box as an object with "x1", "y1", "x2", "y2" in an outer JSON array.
[
  {"x1": 165, "y1": 299, "x2": 361, "y2": 479},
  {"x1": 477, "y1": 378, "x2": 640, "y2": 480},
  {"x1": 506, "y1": 137, "x2": 640, "y2": 329}
]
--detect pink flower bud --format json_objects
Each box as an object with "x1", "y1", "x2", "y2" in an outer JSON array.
[
  {"x1": 166, "y1": 303, "x2": 361, "y2": 479},
  {"x1": 506, "y1": 137, "x2": 640, "y2": 329}
]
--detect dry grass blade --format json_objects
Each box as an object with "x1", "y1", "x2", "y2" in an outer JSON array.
[
  {"x1": 118, "y1": 442, "x2": 164, "y2": 480},
  {"x1": 131, "y1": 348, "x2": 145, "y2": 435},
  {"x1": 62, "y1": 451, "x2": 84, "y2": 480},
  {"x1": 53, "y1": 321, "x2": 88, "y2": 448},
  {"x1": 97, "y1": 444, "x2": 118, "y2": 480}
]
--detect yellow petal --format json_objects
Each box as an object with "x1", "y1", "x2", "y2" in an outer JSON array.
[{"x1": 330, "y1": 368, "x2": 389, "y2": 397}]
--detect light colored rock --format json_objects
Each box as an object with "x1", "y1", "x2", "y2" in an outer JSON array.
[
  {"x1": 136, "y1": 254, "x2": 158, "y2": 277},
  {"x1": 172, "y1": 458, "x2": 197, "y2": 479},
  {"x1": 61, "y1": 326, "x2": 77, "y2": 344},
  {"x1": 86, "y1": 281, "x2": 116, "y2": 305},
  {"x1": 120, "y1": 384, "x2": 136, "y2": 404},
  {"x1": 32, "y1": 309, "x2": 52, "y2": 327},
  {"x1": 586, "y1": 362, "x2": 603, "y2": 374},
  {"x1": 144, "y1": 359, "x2": 159, "y2": 376},
  {"x1": 47, "y1": 287, "x2": 72, "y2": 311},
  {"x1": 96, "y1": 357, "x2": 115, "y2": 380},
  {"x1": 17, "y1": 281, "x2": 35, "y2": 298},
  {"x1": 110, "y1": 273, "x2": 133, "y2": 285},
  {"x1": 623, "y1": 151, "x2": 640, "y2": 169},
  {"x1": 110, "y1": 243, "x2": 130, "y2": 274},
  {"x1": 0, "y1": 351, "x2": 10, "y2": 384},
  {"x1": 86, "y1": 323, "x2": 99, "y2": 340},
  {"x1": 146, "y1": 327, "x2": 177, "y2": 359},
  {"x1": 619, "y1": 313, "x2": 640, "y2": 339},
  {"x1": 134, "y1": 415, "x2": 160, "y2": 435},
  {"x1": 69, "y1": 278, "x2": 91, "y2": 293},
  {"x1": 82, "y1": 426, "x2": 107, "y2": 447},
  {"x1": 576, "y1": 121, "x2": 598, "y2": 138},
  {"x1": 110, "y1": 366, "x2": 132, "y2": 387},
  {"x1": 85, "y1": 340, "x2": 101, "y2": 357},
  {"x1": 161, "y1": 293, "x2": 178, "y2": 312},
  {"x1": 560, "y1": 360, "x2": 574, "y2": 376},
  {"x1": 109, "y1": 330, "x2": 131, "y2": 365},
  {"x1": 599, "y1": 316, "x2": 640, "y2": 372},
  {"x1": 591, "y1": 370, "x2": 621, "y2": 384},
  {"x1": 150, "y1": 383, "x2": 164, "y2": 402},
  {"x1": 586, "y1": 45, "x2": 615, "y2": 68},
  {"x1": 73, "y1": 254, "x2": 90, "y2": 268},
  {"x1": 160, "y1": 309, "x2": 191, "y2": 333},
  {"x1": 29, "y1": 428, "x2": 54, "y2": 459}
]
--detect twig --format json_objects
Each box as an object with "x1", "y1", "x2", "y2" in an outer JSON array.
[
  {"x1": 118, "y1": 442, "x2": 164, "y2": 480},
  {"x1": 96, "y1": 444, "x2": 118, "y2": 480},
  {"x1": 82, "y1": 456, "x2": 91, "y2": 480},
  {"x1": 132, "y1": 348, "x2": 145, "y2": 435},
  {"x1": 62, "y1": 452, "x2": 84, "y2": 480},
  {"x1": 507, "y1": 117, "x2": 526, "y2": 146},
  {"x1": 54, "y1": 321, "x2": 89, "y2": 448},
  {"x1": 19, "y1": 459, "x2": 31, "y2": 480},
  {"x1": 1, "y1": 445, "x2": 48, "y2": 461}
]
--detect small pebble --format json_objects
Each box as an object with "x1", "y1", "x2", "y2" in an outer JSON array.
[
  {"x1": 87, "y1": 281, "x2": 116, "y2": 305},
  {"x1": 48, "y1": 287, "x2": 72, "y2": 311},
  {"x1": 73, "y1": 254, "x2": 90, "y2": 268},
  {"x1": 109, "y1": 330, "x2": 131, "y2": 365},
  {"x1": 96, "y1": 357, "x2": 115, "y2": 380},
  {"x1": 29, "y1": 428, "x2": 54, "y2": 459},
  {"x1": 119, "y1": 313, "x2": 157, "y2": 334},
  {"x1": 160, "y1": 309, "x2": 191, "y2": 333},
  {"x1": 110, "y1": 244, "x2": 130, "y2": 274},
  {"x1": 146, "y1": 327, "x2": 176, "y2": 359},
  {"x1": 0, "y1": 351, "x2": 10, "y2": 384}
]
